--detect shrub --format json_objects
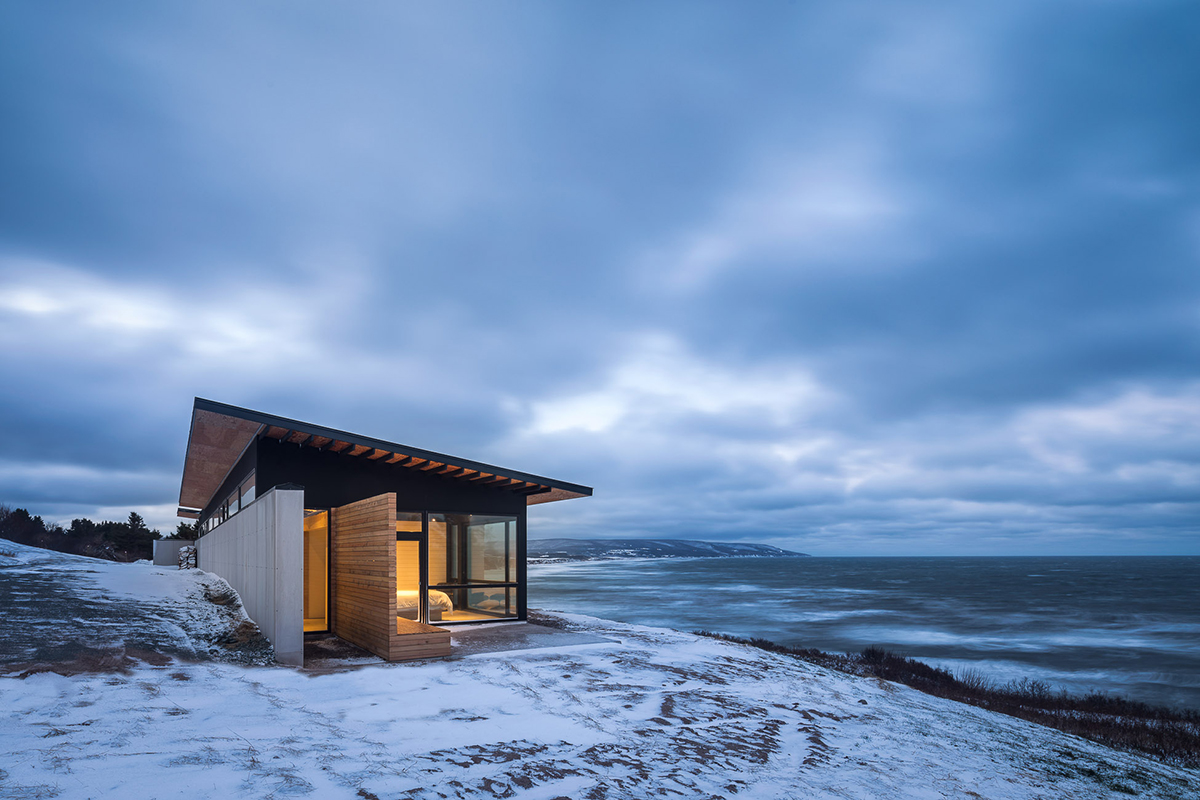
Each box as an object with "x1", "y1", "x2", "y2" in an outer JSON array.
[{"x1": 693, "y1": 630, "x2": 1200, "y2": 768}]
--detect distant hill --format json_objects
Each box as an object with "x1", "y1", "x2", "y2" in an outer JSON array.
[{"x1": 528, "y1": 538, "x2": 809, "y2": 562}]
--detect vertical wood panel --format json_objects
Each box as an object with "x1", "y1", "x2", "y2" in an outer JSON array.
[{"x1": 330, "y1": 493, "x2": 396, "y2": 659}]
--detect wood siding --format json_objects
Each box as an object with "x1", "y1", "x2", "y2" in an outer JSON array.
[
  {"x1": 330, "y1": 493, "x2": 396, "y2": 659},
  {"x1": 331, "y1": 493, "x2": 451, "y2": 661},
  {"x1": 391, "y1": 618, "x2": 451, "y2": 661}
]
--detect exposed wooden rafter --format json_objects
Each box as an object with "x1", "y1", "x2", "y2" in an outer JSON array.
[{"x1": 181, "y1": 397, "x2": 593, "y2": 518}]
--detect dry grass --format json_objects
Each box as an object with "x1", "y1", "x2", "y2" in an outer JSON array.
[{"x1": 695, "y1": 631, "x2": 1200, "y2": 769}]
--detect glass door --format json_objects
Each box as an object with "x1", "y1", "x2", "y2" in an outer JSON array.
[{"x1": 396, "y1": 512, "x2": 429, "y2": 625}]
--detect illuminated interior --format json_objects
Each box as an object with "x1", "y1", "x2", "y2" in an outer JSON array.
[
  {"x1": 392, "y1": 511, "x2": 519, "y2": 625},
  {"x1": 432, "y1": 512, "x2": 518, "y2": 623},
  {"x1": 303, "y1": 509, "x2": 328, "y2": 632},
  {"x1": 395, "y1": 539, "x2": 422, "y2": 628}
]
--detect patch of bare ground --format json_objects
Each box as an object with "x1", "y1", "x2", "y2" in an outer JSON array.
[
  {"x1": 4, "y1": 644, "x2": 171, "y2": 678},
  {"x1": 0, "y1": 544, "x2": 273, "y2": 672},
  {"x1": 302, "y1": 635, "x2": 381, "y2": 671}
]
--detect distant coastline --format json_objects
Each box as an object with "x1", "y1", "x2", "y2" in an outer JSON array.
[{"x1": 527, "y1": 537, "x2": 809, "y2": 563}]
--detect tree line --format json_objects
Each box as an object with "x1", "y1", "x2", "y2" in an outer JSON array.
[{"x1": 0, "y1": 505, "x2": 198, "y2": 562}]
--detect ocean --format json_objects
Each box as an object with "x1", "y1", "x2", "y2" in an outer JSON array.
[{"x1": 528, "y1": 555, "x2": 1200, "y2": 710}]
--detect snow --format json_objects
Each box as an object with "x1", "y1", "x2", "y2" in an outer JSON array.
[{"x1": 1, "y1": 539, "x2": 1197, "y2": 799}]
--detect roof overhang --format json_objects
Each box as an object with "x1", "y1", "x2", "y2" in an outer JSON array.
[{"x1": 178, "y1": 398, "x2": 592, "y2": 517}]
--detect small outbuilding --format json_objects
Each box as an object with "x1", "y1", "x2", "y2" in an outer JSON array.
[{"x1": 177, "y1": 398, "x2": 592, "y2": 665}]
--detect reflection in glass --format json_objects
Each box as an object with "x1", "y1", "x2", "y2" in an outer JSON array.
[
  {"x1": 239, "y1": 472, "x2": 256, "y2": 506},
  {"x1": 429, "y1": 513, "x2": 518, "y2": 622},
  {"x1": 397, "y1": 512, "x2": 421, "y2": 534}
]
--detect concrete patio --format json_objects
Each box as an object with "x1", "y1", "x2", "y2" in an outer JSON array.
[{"x1": 302, "y1": 618, "x2": 613, "y2": 670}]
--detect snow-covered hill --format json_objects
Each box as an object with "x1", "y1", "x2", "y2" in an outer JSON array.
[
  {"x1": 528, "y1": 537, "x2": 808, "y2": 561},
  {"x1": 0, "y1": 539, "x2": 1195, "y2": 799}
]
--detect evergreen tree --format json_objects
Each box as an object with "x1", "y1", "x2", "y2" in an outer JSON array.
[
  {"x1": 102, "y1": 512, "x2": 160, "y2": 560},
  {"x1": 167, "y1": 520, "x2": 199, "y2": 540},
  {"x1": 1, "y1": 505, "x2": 161, "y2": 561}
]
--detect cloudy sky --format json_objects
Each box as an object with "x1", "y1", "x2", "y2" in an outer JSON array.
[{"x1": 2, "y1": 2, "x2": 1197, "y2": 555}]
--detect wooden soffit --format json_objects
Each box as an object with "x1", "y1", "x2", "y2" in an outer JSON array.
[
  {"x1": 178, "y1": 398, "x2": 593, "y2": 517},
  {"x1": 178, "y1": 408, "x2": 263, "y2": 511}
]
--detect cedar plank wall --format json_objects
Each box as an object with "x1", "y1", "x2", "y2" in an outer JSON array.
[
  {"x1": 330, "y1": 493, "x2": 397, "y2": 659},
  {"x1": 390, "y1": 619, "x2": 451, "y2": 661}
]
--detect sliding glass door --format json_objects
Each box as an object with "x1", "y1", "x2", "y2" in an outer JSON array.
[{"x1": 396, "y1": 512, "x2": 429, "y2": 625}]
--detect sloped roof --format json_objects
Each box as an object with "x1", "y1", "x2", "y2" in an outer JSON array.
[{"x1": 177, "y1": 398, "x2": 592, "y2": 517}]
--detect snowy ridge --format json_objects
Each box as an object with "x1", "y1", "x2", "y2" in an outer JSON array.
[
  {"x1": 528, "y1": 537, "x2": 809, "y2": 562},
  {"x1": 0, "y1": 540, "x2": 1197, "y2": 798},
  {"x1": 0, "y1": 537, "x2": 272, "y2": 671}
]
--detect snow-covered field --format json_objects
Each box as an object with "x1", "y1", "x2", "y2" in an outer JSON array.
[{"x1": 0, "y1": 540, "x2": 1196, "y2": 799}]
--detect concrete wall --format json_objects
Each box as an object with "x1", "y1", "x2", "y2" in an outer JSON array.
[
  {"x1": 196, "y1": 487, "x2": 304, "y2": 666},
  {"x1": 152, "y1": 539, "x2": 193, "y2": 567}
]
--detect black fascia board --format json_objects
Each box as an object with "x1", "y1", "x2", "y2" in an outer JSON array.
[{"x1": 193, "y1": 397, "x2": 593, "y2": 497}]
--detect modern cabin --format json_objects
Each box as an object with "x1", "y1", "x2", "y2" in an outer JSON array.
[{"x1": 177, "y1": 398, "x2": 592, "y2": 665}]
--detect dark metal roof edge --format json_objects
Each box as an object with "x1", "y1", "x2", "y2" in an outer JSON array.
[{"x1": 191, "y1": 397, "x2": 594, "y2": 497}]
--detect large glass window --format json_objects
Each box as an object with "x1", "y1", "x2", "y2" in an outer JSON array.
[
  {"x1": 395, "y1": 512, "x2": 425, "y2": 625},
  {"x1": 393, "y1": 511, "x2": 519, "y2": 624},
  {"x1": 395, "y1": 539, "x2": 422, "y2": 623},
  {"x1": 433, "y1": 513, "x2": 518, "y2": 622},
  {"x1": 239, "y1": 473, "x2": 255, "y2": 506},
  {"x1": 303, "y1": 510, "x2": 328, "y2": 632},
  {"x1": 202, "y1": 470, "x2": 257, "y2": 532}
]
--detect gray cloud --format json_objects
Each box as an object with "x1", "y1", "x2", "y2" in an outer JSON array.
[{"x1": 0, "y1": 1, "x2": 1197, "y2": 552}]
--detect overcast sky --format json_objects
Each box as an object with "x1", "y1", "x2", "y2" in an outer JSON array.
[{"x1": 1, "y1": 2, "x2": 1197, "y2": 555}]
